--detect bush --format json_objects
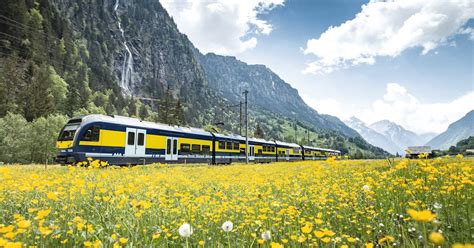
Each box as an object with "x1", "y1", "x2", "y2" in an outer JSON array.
[{"x1": 0, "y1": 113, "x2": 67, "y2": 164}]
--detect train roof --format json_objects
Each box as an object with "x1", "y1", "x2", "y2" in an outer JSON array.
[
  {"x1": 79, "y1": 114, "x2": 214, "y2": 137},
  {"x1": 302, "y1": 145, "x2": 341, "y2": 153},
  {"x1": 214, "y1": 133, "x2": 276, "y2": 145},
  {"x1": 275, "y1": 140, "x2": 301, "y2": 148}
]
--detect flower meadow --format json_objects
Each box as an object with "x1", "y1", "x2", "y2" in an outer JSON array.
[{"x1": 0, "y1": 158, "x2": 472, "y2": 247}]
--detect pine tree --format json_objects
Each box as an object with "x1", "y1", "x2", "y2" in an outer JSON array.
[
  {"x1": 0, "y1": 54, "x2": 26, "y2": 117},
  {"x1": 138, "y1": 103, "x2": 149, "y2": 120},
  {"x1": 254, "y1": 123, "x2": 264, "y2": 138},
  {"x1": 159, "y1": 85, "x2": 173, "y2": 124},
  {"x1": 172, "y1": 99, "x2": 185, "y2": 125},
  {"x1": 128, "y1": 98, "x2": 138, "y2": 117},
  {"x1": 22, "y1": 63, "x2": 55, "y2": 121}
]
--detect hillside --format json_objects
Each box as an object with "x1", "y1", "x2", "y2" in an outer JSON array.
[
  {"x1": 0, "y1": 0, "x2": 388, "y2": 159},
  {"x1": 427, "y1": 110, "x2": 474, "y2": 149},
  {"x1": 196, "y1": 53, "x2": 359, "y2": 138}
]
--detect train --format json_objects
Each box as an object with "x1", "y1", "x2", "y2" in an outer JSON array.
[{"x1": 55, "y1": 115, "x2": 341, "y2": 165}]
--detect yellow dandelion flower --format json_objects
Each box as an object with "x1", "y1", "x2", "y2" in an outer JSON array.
[
  {"x1": 321, "y1": 237, "x2": 331, "y2": 243},
  {"x1": 119, "y1": 237, "x2": 128, "y2": 244},
  {"x1": 36, "y1": 209, "x2": 51, "y2": 220},
  {"x1": 407, "y1": 209, "x2": 437, "y2": 222},
  {"x1": 16, "y1": 220, "x2": 31, "y2": 229},
  {"x1": 378, "y1": 236, "x2": 395, "y2": 244},
  {"x1": 301, "y1": 223, "x2": 312, "y2": 234},
  {"x1": 47, "y1": 192, "x2": 59, "y2": 201},
  {"x1": 4, "y1": 242, "x2": 22, "y2": 248},
  {"x1": 271, "y1": 242, "x2": 284, "y2": 248},
  {"x1": 429, "y1": 232, "x2": 444, "y2": 246}
]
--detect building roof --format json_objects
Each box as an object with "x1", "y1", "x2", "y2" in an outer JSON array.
[{"x1": 406, "y1": 146, "x2": 432, "y2": 154}]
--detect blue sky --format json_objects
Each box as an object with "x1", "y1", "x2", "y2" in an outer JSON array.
[{"x1": 162, "y1": 0, "x2": 473, "y2": 134}]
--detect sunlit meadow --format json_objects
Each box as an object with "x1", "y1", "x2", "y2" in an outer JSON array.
[{"x1": 0, "y1": 157, "x2": 472, "y2": 247}]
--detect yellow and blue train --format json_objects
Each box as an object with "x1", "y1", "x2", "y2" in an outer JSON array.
[{"x1": 55, "y1": 115, "x2": 340, "y2": 165}]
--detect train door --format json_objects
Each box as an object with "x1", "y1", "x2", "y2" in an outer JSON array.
[
  {"x1": 124, "y1": 128, "x2": 147, "y2": 157},
  {"x1": 285, "y1": 149, "x2": 290, "y2": 161},
  {"x1": 249, "y1": 145, "x2": 255, "y2": 161},
  {"x1": 135, "y1": 129, "x2": 146, "y2": 156},
  {"x1": 165, "y1": 137, "x2": 178, "y2": 161}
]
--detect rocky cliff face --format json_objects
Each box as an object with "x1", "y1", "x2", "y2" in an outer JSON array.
[
  {"x1": 197, "y1": 53, "x2": 359, "y2": 138},
  {"x1": 49, "y1": 0, "x2": 219, "y2": 125},
  {"x1": 53, "y1": 0, "x2": 206, "y2": 95}
]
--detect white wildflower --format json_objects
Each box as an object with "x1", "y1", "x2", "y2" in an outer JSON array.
[
  {"x1": 178, "y1": 223, "x2": 193, "y2": 238},
  {"x1": 222, "y1": 221, "x2": 233, "y2": 232},
  {"x1": 261, "y1": 231, "x2": 271, "y2": 241}
]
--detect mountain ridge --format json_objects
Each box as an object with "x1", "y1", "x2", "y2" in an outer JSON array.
[
  {"x1": 427, "y1": 110, "x2": 474, "y2": 149},
  {"x1": 196, "y1": 52, "x2": 360, "y2": 138},
  {"x1": 345, "y1": 117, "x2": 401, "y2": 154}
]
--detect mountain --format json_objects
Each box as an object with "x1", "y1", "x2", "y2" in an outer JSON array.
[
  {"x1": 418, "y1": 132, "x2": 438, "y2": 145},
  {"x1": 0, "y1": 0, "x2": 388, "y2": 158},
  {"x1": 345, "y1": 117, "x2": 401, "y2": 154},
  {"x1": 196, "y1": 53, "x2": 359, "y2": 138},
  {"x1": 427, "y1": 110, "x2": 474, "y2": 149},
  {"x1": 369, "y1": 120, "x2": 428, "y2": 150}
]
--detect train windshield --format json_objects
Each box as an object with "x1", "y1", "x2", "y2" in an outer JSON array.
[{"x1": 58, "y1": 124, "x2": 80, "y2": 141}]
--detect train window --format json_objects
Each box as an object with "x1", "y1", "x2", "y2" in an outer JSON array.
[
  {"x1": 166, "y1": 139, "x2": 171, "y2": 155},
  {"x1": 240, "y1": 148, "x2": 245, "y2": 154},
  {"x1": 192, "y1": 144, "x2": 201, "y2": 153},
  {"x1": 202, "y1": 145, "x2": 210, "y2": 154},
  {"x1": 233, "y1": 142, "x2": 239, "y2": 150},
  {"x1": 82, "y1": 126, "x2": 100, "y2": 142},
  {"x1": 127, "y1": 132, "x2": 135, "y2": 145},
  {"x1": 271, "y1": 147, "x2": 275, "y2": 152},
  {"x1": 180, "y1": 143, "x2": 190, "y2": 152},
  {"x1": 226, "y1": 142, "x2": 233, "y2": 150},
  {"x1": 219, "y1": 141, "x2": 225, "y2": 149},
  {"x1": 173, "y1": 139, "x2": 177, "y2": 155},
  {"x1": 137, "y1": 133, "x2": 144, "y2": 146},
  {"x1": 58, "y1": 124, "x2": 80, "y2": 141},
  {"x1": 258, "y1": 149, "x2": 262, "y2": 155}
]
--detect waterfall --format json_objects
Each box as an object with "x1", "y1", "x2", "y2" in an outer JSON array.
[{"x1": 114, "y1": 0, "x2": 134, "y2": 94}]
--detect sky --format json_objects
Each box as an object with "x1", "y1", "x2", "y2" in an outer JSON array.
[{"x1": 161, "y1": 0, "x2": 474, "y2": 134}]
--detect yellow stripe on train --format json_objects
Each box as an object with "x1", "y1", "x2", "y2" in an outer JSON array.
[{"x1": 56, "y1": 140, "x2": 73, "y2": 149}]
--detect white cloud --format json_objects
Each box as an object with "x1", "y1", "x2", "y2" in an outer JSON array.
[
  {"x1": 301, "y1": 94, "x2": 350, "y2": 119},
  {"x1": 302, "y1": 0, "x2": 474, "y2": 74},
  {"x1": 303, "y1": 83, "x2": 474, "y2": 134},
  {"x1": 161, "y1": 0, "x2": 284, "y2": 55},
  {"x1": 358, "y1": 83, "x2": 474, "y2": 134}
]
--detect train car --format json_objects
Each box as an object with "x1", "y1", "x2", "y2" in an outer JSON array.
[
  {"x1": 301, "y1": 145, "x2": 341, "y2": 160},
  {"x1": 211, "y1": 134, "x2": 278, "y2": 164},
  {"x1": 275, "y1": 141, "x2": 303, "y2": 161},
  {"x1": 213, "y1": 133, "x2": 245, "y2": 164},
  {"x1": 56, "y1": 114, "x2": 215, "y2": 165},
  {"x1": 55, "y1": 114, "x2": 338, "y2": 165},
  {"x1": 249, "y1": 137, "x2": 277, "y2": 163}
]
